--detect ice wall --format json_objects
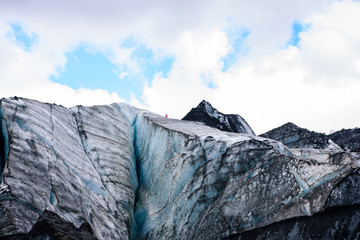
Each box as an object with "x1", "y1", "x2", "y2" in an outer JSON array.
[
  {"x1": 0, "y1": 98, "x2": 138, "y2": 239},
  {"x1": 133, "y1": 111, "x2": 357, "y2": 239},
  {"x1": 0, "y1": 97, "x2": 358, "y2": 240},
  {"x1": 72, "y1": 103, "x2": 139, "y2": 236}
]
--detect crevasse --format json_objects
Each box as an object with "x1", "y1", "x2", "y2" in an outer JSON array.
[{"x1": 0, "y1": 106, "x2": 9, "y2": 176}]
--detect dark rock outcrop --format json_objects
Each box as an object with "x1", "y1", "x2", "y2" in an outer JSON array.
[
  {"x1": 27, "y1": 210, "x2": 96, "y2": 240},
  {"x1": 260, "y1": 122, "x2": 329, "y2": 149},
  {"x1": 227, "y1": 204, "x2": 360, "y2": 240},
  {"x1": 260, "y1": 123, "x2": 360, "y2": 152},
  {"x1": 0, "y1": 210, "x2": 96, "y2": 240},
  {"x1": 182, "y1": 100, "x2": 255, "y2": 135},
  {"x1": 329, "y1": 128, "x2": 360, "y2": 152}
]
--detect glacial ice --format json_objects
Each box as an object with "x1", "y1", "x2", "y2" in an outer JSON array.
[
  {"x1": 0, "y1": 97, "x2": 359, "y2": 240},
  {"x1": 0, "y1": 108, "x2": 9, "y2": 175}
]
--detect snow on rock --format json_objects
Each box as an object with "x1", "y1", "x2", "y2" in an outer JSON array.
[
  {"x1": 0, "y1": 97, "x2": 359, "y2": 239},
  {"x1": 182, "y1": 100, "x2": 255, "y2": 135}
]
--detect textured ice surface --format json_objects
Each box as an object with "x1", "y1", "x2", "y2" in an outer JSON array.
[
  {"x1": 0, "y1": 98, "x2": 137, "y2": 239},
  {"x1": 133, "y1": 111, "x2": 357, "y2": 239},
  {"x1": 0, "y1": 97, "x2": 358, "y2": 239}
]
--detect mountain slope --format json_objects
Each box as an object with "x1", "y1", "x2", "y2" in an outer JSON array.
[
  {"x1": 260, "y1": 122, "x2": 360, "y2": 152},
  {"x1": 260, "y1": 122, "x2": 329, "y2": 149},
  {"x1": 182, "y1": 100, "x2": 255, "y2": 135},
  {"x1": 329, "y1": 128, "x2": 360, "y2": 152}
]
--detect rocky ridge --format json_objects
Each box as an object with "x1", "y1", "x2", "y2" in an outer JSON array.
[
  {"x1": 182, "y1": 100, "x2": 255, "y2": 135},
  {"x1": 260, "y1": 122, "x2": 360, "y2": 152}
]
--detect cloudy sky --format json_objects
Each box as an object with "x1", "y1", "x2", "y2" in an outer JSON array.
[{"x1": 1, "y1": 0, "x2": 360, "y2": 134}]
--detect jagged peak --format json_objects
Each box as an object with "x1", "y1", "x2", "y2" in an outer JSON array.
[
  {"x1": 197, "y1": 100, "x2": 217, "y2": 115},
  {"x1": 198, "y1": 100, "x2": 212, "y2": 108},
  {"x1": 183, "y1": 100, "x2": 255, "y2": 135}
]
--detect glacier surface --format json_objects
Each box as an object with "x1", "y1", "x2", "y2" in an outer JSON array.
[{"x1": 0, "y1": 97, "x2": 359, "y2": 239}]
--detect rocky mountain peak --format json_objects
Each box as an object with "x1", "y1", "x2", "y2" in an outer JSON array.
[
  {"x1": 198, "y1": 99, "x2": 211, "y2": 108},
  {"x1": 197, "y1": 100, "x2": 216, "y2": 114},
  {"x1": 182, "y1": 100, "x2": 255, "y2": 135}
]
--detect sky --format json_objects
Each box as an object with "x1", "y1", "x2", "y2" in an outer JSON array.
[{"x1": 1, "y1": 0, "x2": 360, "y2": 134}]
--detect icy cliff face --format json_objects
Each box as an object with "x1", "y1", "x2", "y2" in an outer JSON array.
[
  {"x1": 182, "y1": 100, "x2": 255, "y2": 135},
  {"x1": 0, "y1": 98, "x2": 138, "y2": 239},
  {"x1": 0, "y1": 97, "x2": 359, "y2": 239}
]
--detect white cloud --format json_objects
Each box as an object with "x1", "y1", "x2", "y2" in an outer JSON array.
[
  {"x1": 1, "y1": 0, "x2": 360, "y2": 134},
  {"x1": 3, "y1": 82, "x2": 124, "y2": 108},
  {"x1": 140, "y1": 0, "x2": 360, "y2": 134},
  {"x1": 298, "y1": 1, "x2": 360, "y2": 83}
]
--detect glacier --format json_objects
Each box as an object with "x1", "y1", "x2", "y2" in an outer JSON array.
[{"x1": 0, "y1": 97, "x2": 359, "y2": 239}]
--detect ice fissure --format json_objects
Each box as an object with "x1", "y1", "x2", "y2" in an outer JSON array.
[
  {"x1": 0, "y1": 104, "x2": 9, "y2": 176},
  {"x1": 131, "y1": 113, "x2": 142, "y2": 239},
  {"x1": 0, "y1": 97, "x2": 359, "y2": 239}
]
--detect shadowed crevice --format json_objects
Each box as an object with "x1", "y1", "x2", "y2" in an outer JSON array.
[{"x1": 0, "y1": 106, "x2": 9, "y2": 176}]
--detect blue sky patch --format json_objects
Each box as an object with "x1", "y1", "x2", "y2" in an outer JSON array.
[
  {"x1": 51, "y1": 42, "x2": 174, "y2": 101},
  {"x1": 50, "y1": 46, "x2": 144, "y2": 100},
  {"x1": 287, "y1": 21, "x2": 311, "y2": 47},
  {"x1": 124, "y1": 38, "x2": 174, "y2": 79},
  {"x1": 200, "y1": 73, "x2": 217, "y2": 89},
  {"x1": 221, "y1": 27, "x2": 250, "y2": 72},
  {"x1": 207, "y1": 82, "x2": 216, "y2": 89},
  {"x1": 7, "y1": 22, "x2": 38, "y2": 51}
]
